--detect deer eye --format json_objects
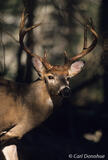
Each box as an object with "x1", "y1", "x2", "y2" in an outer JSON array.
[{"x1": 48, "y1": 75, "x2": 54, "y2": 80}]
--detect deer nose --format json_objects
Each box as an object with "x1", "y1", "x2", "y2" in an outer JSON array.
[{"x1": 59, "y1": 87, "x2": 71, "y2": 97}]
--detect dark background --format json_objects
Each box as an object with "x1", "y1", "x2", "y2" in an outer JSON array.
[{"x1": 0, "y1": 0, "x2": 108, "y2": 159}]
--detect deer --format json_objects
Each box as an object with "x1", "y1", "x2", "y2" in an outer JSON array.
[{"x1": 0, "y1": 12, "x2": 98, "y2": 160}]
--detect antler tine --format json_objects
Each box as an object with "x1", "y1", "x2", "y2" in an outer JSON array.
[
  {"x1": 19, "y1": 11, "x2": 41, "y2": 57},
  {"x1": 19, "y1": 12, "x2": 53, "y2": 70},
  {"x1": 43, "y1": 49, "x2": 53, "y2": 70},
  {"x1": 44, "y1": 49, "x2": 47, "y2": 60},
  {"x1": 65, "y1": 18, "x2": 98, "y2": 64},
  {"x1": 19, "y1": 11, "x2": 28, "y2": 32},
  {"x1": 64, "y1": 50, "x2": 69, "y2": 63}
]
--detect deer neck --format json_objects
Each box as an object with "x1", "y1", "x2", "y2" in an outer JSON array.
[
  {"x1": 31, "y1": 80, "x2": 63, "y2": 108},
  {"x1": 26, "y1": 80, "x2": 54, "y2": 111}
]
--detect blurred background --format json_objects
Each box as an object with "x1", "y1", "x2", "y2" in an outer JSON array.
[{"x1": 0, "y1": 0, "x2": 108, "y2": 159}]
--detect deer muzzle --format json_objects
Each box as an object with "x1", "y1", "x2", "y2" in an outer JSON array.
[{"x1": 58, "y1": 86, "x2": 71, "y2": 97}]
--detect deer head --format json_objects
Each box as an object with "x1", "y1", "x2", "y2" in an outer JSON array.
[{"x1": 19, "y1": 12, "x2": 98, "y2": 97}]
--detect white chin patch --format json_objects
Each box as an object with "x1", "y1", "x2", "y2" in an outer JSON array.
[{"x1": 2, "y1": 145, "x2": 19, "y2": 160}]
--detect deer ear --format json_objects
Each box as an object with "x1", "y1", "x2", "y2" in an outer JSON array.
[
  {"x1": 32, "y1": 57, "x2": 46, "y2": 76},
  {"x1": 68, "y1": 61, "x2": 84, "y2": 77}
]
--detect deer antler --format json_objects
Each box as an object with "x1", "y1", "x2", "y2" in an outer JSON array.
[
  {"x1": 19, "y1": 12, "x2": 98, "y2": 71},
  {"x1": 19, "y1": 11, "x2": 53, "y2": 70},
  {"x1": 64, "y1": 18, "x2": 98, "y2": 65}
]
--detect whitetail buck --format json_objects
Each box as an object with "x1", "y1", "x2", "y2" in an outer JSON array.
[{"x1": 0, "y1": 12, "x2": 98, "y2": 160}]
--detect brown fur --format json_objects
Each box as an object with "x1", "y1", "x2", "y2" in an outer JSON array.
[
  {"x1": 0, "y1": 59, "x2": 84, "y2": 144},
  {"x1": 0, "y1": 78, "x2": 54, "y2": 143}
]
